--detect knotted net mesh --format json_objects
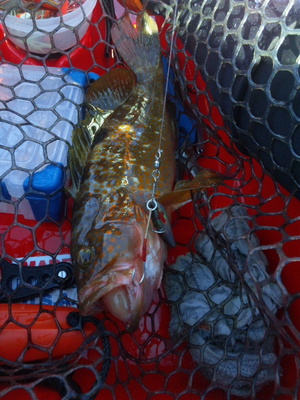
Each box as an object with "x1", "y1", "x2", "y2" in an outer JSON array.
[{"x1": 0, "y1": 0, "x2": 299, "y2": 399}]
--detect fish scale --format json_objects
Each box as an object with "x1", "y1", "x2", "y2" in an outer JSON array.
[
  {"x1": 77, "y1": 83, "x2": 175, "y2": 202},
  {"x1": 70, "y1": 12, "x2": 177, "y2": 330}
]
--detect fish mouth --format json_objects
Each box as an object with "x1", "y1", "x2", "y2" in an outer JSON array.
[
  {"x1": 77, "y1": 260, "x2": 145, "y2": 330},
  {"x1": 102, "y1": 285, "x2": 145, "y2": 332},
  {"x1": 76, "y1": 224, "x2": 166, "y2": 330},
  {"x1": 79, "y1": 279, "x2": 145, "y2": 331},
  {"x1": 78, "y1": 266, "x2": 134, "y2": 316}
]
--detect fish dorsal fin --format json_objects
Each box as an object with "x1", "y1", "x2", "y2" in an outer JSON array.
[
  {"x1": 69, "y1": 114, "x2": 94, "y2": 197},
  {"x1": 86, "y1": 68, "x2": 136, "y2": 111},
  {"x1": 69, "y1": 111, "x2": 108, "y2": 196},
  {"x1": 111, "y1": 12, "x2": 160, "y2": 83},
  {"x1": 69, "y1": 68, "x2": 136, "y2": 197},
  {"x1": 158, "y1": 170, "x2": 221, "y2": 213}
]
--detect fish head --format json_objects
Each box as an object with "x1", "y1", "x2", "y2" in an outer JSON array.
[{"x1": 72, "y1": 194, "x2": 167, "y2": 331}]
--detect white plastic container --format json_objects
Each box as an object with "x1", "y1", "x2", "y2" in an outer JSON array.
[
  {"x1": 0, "y1": 64, "x2": 85, "y2": 220},
  {"x1": 2, "y1": 0, "x2": 97, "y2": 54}
]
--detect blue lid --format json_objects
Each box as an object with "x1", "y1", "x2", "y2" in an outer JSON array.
[
  {"x1": 1, "y1": 182, "x2": 11, "y2": 200},
  {"x1": 62, "y1": 68, "x2": 100, "y2": 87},
  {"x1": 23, "y1": 164, "x2": 65, "y2": 194},
  {"x1": 162, "y1": 57, "x2": 198, "y2": 147}
]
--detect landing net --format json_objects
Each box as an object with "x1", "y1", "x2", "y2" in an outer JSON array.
[{"x1": 0, "y1": 1, "x2": 299, "y2": 399}]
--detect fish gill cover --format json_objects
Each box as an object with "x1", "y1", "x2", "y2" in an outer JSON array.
[{"x1": 0, "y1": 0, "x2": 299, "y2": 399}]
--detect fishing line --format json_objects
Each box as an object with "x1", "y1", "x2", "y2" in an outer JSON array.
[
  {"x1": 142, "y1": 0, "x2": 179, "y2": 261},
  {"x1": 151, "y1": 0, "x2": 178, "y2": 197},
  {"x1": 158, "y1": 0, "x2": 179, "y2": 151}
]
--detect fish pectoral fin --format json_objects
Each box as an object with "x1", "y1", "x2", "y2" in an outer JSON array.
[
  {"x1": 86, "y1": 68, "x2": 136, "y2": 111},
  {"x1": 174, "y1": 170, "x2": 221, "y2": 192},
  {"x1": 159, "y1": 170, "x2": 221, "y2": 212}
]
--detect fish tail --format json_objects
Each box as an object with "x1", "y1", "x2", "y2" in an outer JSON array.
[{"x1": 111, "y1": 12, "x2": 160, "y2": 83}]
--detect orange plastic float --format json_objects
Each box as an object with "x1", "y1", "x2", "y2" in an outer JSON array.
[{"x1": 0, "y1": 304, "x2": 97, "y2": 363}]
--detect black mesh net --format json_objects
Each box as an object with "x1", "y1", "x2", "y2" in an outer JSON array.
[{"x1": 0, "y1": 0, "x2": 300, "y2": 399}]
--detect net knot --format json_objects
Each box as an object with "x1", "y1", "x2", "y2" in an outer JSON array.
[{"x1": 66, "y1": 311, "x2": 81, "y2": 328}]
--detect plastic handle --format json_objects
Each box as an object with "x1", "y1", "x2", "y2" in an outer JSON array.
[{"x1": 0, "y1": 259, "x2": 74, "y2": 302}]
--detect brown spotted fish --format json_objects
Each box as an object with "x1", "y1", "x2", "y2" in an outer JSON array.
[{"x1": 70, "y1": 11, "x2": 219, "y2": 331}]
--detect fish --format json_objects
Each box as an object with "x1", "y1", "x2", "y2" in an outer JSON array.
[
  {"x1": 70, "y1": 10, "x2": 219, "y2": 331},
  {"x1": 116, "y1": 0, "x2": 143, "y2": 13}
]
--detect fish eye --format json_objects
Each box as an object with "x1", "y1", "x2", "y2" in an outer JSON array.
[{"x1": 77, "y1": 247, "x2": 95, "y2": 266}]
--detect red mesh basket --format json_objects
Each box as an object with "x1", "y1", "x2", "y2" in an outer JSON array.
[{"x1": 0, "y1": 0, "x2": 300, "y2": 399}]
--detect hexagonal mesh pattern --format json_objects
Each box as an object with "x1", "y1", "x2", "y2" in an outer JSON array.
[{"x1": 0, "y1": 0, "x2": 300, "y2": 399}]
